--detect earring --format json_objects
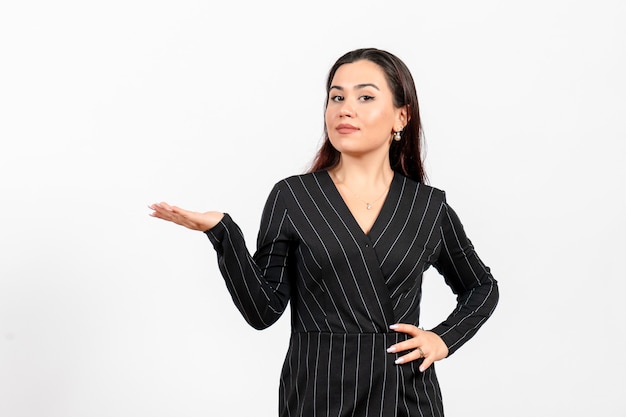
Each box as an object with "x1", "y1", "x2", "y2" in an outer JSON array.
[{"x1": 393, "y1": 131, "x2": 402, "y2": 141}]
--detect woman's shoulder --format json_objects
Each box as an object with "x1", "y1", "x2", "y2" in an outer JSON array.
[
  {"x1": 396, "y1": 173, "x2": 446, "y2": 200},
  {"x1": 272, "y1": 171, "x2": 327, "y2": 190}
]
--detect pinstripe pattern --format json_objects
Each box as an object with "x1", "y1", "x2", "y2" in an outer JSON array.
[{"x1": 206, "y1": 171, "x2": 499, "y2": 417}]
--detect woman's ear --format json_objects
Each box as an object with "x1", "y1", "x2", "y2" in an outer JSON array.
[{"x1": 396, "y1": 105, "x2": 410, "y2": 131}]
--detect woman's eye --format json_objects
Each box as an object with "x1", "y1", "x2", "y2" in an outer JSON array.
[
  {"x1": 330, "y1": 95, "x2": 344, "y2": 102},
  {"x1": 360, "y1": 95, "x2": 375, "y2": 101}
]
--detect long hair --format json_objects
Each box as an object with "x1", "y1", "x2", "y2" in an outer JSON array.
[{"x1": 308, "y1": 48, "x2": 427, "y2": 184}]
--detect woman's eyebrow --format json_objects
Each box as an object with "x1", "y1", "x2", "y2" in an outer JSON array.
[
  {"x1": 355, "y1": 83, "x2": 380, "y2": 90},
  {"x1": 329, "y1": 83, "x2": 380, "y2": 91}
]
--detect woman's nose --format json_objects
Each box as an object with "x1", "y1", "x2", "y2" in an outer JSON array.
[{"x1": 339, "y1": 102, "x2": 355, "y2": 117}]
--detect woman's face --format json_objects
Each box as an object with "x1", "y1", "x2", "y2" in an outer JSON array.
[{"x1": 325, "y1": 59, "x2": 406, "y2": 159}]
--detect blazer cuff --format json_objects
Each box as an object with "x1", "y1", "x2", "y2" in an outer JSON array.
[{"x1": 204, "y1": 213, "x2": 232, "y2": 248}]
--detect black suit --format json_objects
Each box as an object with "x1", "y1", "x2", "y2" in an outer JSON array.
[{"x1": 206, "y1": 170, "x2": 499, "y2": 417}]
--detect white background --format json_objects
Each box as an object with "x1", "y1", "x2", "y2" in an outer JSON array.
[{"x1": 1, "y1": 1, "x2": 625, "y2": 416}]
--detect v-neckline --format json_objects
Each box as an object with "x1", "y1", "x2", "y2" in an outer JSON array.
[{"x1": 321, "y1": 170, "x2": 398, "y2": 239}]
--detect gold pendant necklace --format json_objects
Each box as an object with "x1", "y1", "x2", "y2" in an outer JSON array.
[{"x1": 342, "y1": 181, "x2": 391, "y2": 210}]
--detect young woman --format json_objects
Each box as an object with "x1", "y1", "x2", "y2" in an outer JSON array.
[{"x1": 150, "y1": 48, "x2": 499, "y2": 417}]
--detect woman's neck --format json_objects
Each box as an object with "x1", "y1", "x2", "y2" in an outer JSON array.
[{"x1": 329, "y1": 154, "x2": 394, "y2": 188}]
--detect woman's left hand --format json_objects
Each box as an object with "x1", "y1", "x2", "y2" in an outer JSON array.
[{"x1": 387, "y1": 323, "x2": 449, "y2": 372}]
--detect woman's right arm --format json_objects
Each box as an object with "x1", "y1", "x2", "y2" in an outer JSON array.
[{"x1": 149, "y1": 184, "x2": 292, "y2": 330}]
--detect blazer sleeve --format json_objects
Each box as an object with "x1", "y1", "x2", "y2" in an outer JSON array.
[
  {"x1": 204, "y1": 183, "x2": 292, "y2": 330},
  {"x1": 430, "y1": 198, "x2": 499, "y2": 356}
]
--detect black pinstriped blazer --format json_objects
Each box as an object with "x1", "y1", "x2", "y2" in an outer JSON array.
[{"x1": 206, "y1": 170, "x2": 499, "y2": 417}]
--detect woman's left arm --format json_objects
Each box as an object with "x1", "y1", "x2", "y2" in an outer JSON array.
[
  {"x1": 429, "y1": 199, "x2": 500, "y2": 356},
  {"x1": 388, "y1": 196, "x2": 499, "y2": 371}
]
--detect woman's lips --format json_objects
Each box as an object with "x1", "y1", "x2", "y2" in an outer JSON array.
[{"x1": 336, "y1": 124, "x2": 359, "y2": 134}]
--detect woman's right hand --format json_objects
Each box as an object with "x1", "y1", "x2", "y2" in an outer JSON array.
[{"x1": 149, "y1": 202, "x2": 224, "y2": 232}]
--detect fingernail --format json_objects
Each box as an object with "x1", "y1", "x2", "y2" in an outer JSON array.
[
  {"x1": 395, "y1": 358, "x2": 403, "y2": 365},
  {"x1": 419, "y1": 366, "x2": 425, "y2": 372},
  {"x1": 389, "y1": 324, "x2": 398, "y2": 329},
  {"x1": 387, "y1": 346, "x2": 396, "y2": 353}
]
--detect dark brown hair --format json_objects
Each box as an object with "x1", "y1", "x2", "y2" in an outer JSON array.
[{"x1": 308, "y1": 48, "x2": 427, "y2": 183}]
